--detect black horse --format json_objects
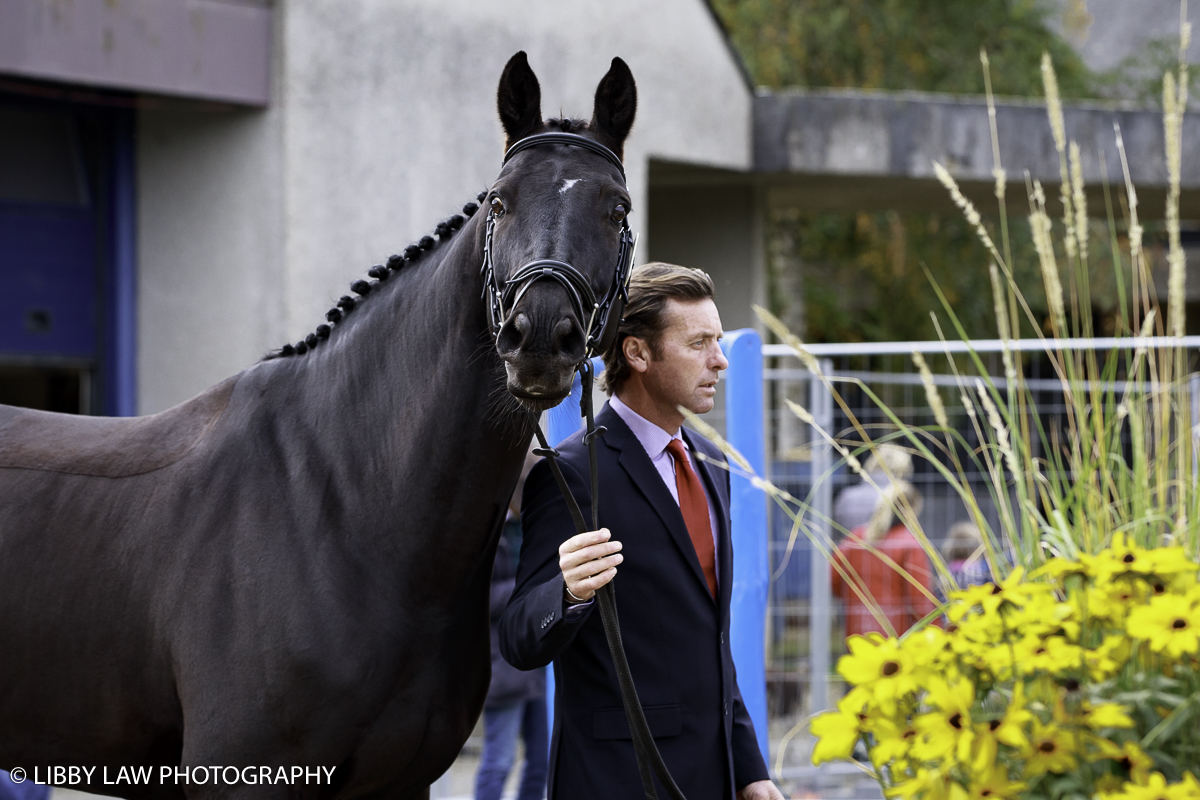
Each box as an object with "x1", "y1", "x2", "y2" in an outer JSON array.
[{"x1": 0, "y1": 52, "x2": 636, "y2": 799}]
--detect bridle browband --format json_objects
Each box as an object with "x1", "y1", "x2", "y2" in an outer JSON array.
[
  {"x1": 483, "y1": 132, "x2": 690, "y2": 800},
  {"x1": 480, "y1": 132, "x2": 636, "y2": 357}
]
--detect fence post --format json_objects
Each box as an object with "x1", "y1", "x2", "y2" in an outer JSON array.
[
  {"x1": 807, "y1": 358, "x2": 834, "y2": 714},
  {"x1": 723, "y1": 329, "x2": 770, "y2": 765}
]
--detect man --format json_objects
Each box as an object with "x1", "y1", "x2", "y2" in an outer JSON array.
[{"x1": 499, "y1": 263, "x2": 783, "y2": 800}]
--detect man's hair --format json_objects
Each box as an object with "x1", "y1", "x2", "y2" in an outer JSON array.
[{"x1": 600, "y1": 262, "x2": 716, "y2": 395}]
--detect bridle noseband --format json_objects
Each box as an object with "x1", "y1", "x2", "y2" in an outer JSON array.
[{"x1": 480, "y1": 132, "x2": 636, "y2": 358}]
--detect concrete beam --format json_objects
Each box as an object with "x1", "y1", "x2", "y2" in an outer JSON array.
[
  {"x1": 0, "y1": 0, "x2": 272, "y2": 106},
  {"x1": 752, "y1": 88, "x2": 1200, "y2": 216}
]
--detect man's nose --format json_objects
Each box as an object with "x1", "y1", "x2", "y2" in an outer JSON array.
[{"x1": 711, "y1": 346, "x2": 729, "y2": 370}]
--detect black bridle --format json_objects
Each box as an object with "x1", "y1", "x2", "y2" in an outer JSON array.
[
  {"x1": 484, "y1": 132, "x2": 688, "y2": 800},
  {"x1": 481, "y1": 133, "x2": 636, "y2": 358}
]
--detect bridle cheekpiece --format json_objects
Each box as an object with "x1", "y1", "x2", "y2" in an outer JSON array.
[{"x1": 480, "y1": 132, "x2": 637, "y2": 358}]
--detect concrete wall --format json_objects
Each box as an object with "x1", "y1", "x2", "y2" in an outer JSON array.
[
  {"x1": 648, "y1": 183, "x2": 762, "y2": 334},
  {"x1": 0, "y1": 0, "x2": 272, "y2": 105},
  {"x1": 136, "y1": 0, "x2": 751, "y2": 413}
]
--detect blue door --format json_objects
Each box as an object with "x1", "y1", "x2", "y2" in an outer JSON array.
[{"x1": 0, "y1": 98, "x2": 135, "y2": 415}]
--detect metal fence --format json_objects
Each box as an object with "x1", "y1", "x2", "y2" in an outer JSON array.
[{"x1": 761, "y1": 336, "x2": 1200, "y2": 775}]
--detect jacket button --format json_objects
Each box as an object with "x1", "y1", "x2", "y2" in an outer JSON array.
[
  {"x1": 549, "y1": 611, "x2": 555, "y2": 621},
  {"x1": 720, "y1": 632, "x2": 725, "y2": 644},
  {"x1": 724, "y1": 703, "x2": 729, "y2": 716}
]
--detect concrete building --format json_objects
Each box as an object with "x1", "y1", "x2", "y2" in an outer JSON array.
[
  {"x1": 1, "y1": 0, "x2": 754, "y2": 415},
  {"x1": 3, "y1": 0, "x2": 1200, "y2": 418}
]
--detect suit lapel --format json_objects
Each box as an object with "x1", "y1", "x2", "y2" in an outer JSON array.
[
  {"x1": 599, "y1": 405, "x2": 715, "y2": 603},
  {"x1": 684, "y1": 428, "x2": 733, "y2": 616}
]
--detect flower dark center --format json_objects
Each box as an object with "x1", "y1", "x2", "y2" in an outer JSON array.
[
  {"x1": 1039, "y1": 741, "x2": 1056, "y2": 753},
  {"x1": 1173, "y1": 618, "x2": 1188, "y2": 630},
  {"x1": 1034, "y1": 647, "x2": 1047, "y2": 655},
  {"x1": 948, "y1": 712, "x2": 963, "y2": 729},
  {"x1": 902, "y1": 729, "x2": 916, "y2": 739},
  {"x1": 981, "y1": 791, "x2": 994, "y2": 798},
  {"x1": 1153, "y1": 583, "x2": 1166, "y2": 594},
  {"x1": 990, "y1": 584, "x2": 1003, "y2": 595},
  {"x1": 989, "y1": 720, "x2": 1001, "y2": 731},
  {"x1": 1123, "y1": 553, "x2": 1136, "y2": 563},
  {"x1": 1063, "y1": 678, "x2": 1080, "y2": 692},
  {"x1": 882, "y1": 661, "x2": 900, "y2": 676},
  {"x1": 1118, "y1": 757, "x2": 1133, "y2": 770}
]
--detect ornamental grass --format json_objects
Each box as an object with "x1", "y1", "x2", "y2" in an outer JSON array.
[{"x1": 686, "y1": 8, "x2": 1200, "y2": 798}]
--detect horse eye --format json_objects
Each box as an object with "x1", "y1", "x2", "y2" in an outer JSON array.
[
  {"x1": 490, "y1": 197, "x2": 506, "y2": 217},
  {"x1": 612, "y1": 204, "x2": 627, "y2": 223}
]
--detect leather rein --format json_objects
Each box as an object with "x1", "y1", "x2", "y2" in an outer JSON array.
[{"x1": 485, "y1": 132, "x2": 688, "y2": 800}]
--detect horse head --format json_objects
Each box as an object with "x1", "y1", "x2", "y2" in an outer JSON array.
[{"x1": 486, "y1": 51, "x2": 637, "y2": 412}]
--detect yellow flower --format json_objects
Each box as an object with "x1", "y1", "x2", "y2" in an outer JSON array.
[
  {"x1": 1083, "y1": 635, "x2": 1130, "y2": 681},
  {"x1": 966, "y1": 765, "x2": 1025, "y2": 800},
  {"x1": 1115, "y1": 771, "x2": 1190, "y2": 800},
  {"x1": 1127, "y1": 592, "x2": 1200, "y2": 658},
  {"x1": 912, "y1": 678, "x2": 975, "y2": 764},
  {"x1": 1175, "y1": 773, "x2": 1200, "y2": 800},
  {"x1": 1080, "y1": 701, "x2": 1134, "y2": 731},
  {"x1": 869, "y1": 715, "x2": 918, "y2": 769},
  {"x1": 887, "y1": 767, "x2": 967, "y2": 800},
  {"x1": 1010, "y1": 635, "x2": 1084, "y2": 676},
  {"x1": 1107, "y1": 740, "x2": 1155, "y2": 786},
  {"x1": 971, "y1": 685, "x2": 1032, "y2": 772},
  {"x1": 810, "y1": 688, "x2": 879, "y2": 766},
  {"x1": 1023, "y1": 720, "x2": 1077, "y2": 776},
  {"x1": 837, "y1": 634, "x2": 920, "y2": 715}
]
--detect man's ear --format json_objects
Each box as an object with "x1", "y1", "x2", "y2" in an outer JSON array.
[
  {"x1": 623, "y1": 335, "x2": 651, "y2": 373},
  {"x1": 497, "y1": 51, "x2": 542, "y2": 148}
]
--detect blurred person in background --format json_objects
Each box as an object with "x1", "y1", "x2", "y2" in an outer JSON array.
[
  {"x1": 475, "y1": 453, "x2": 547, "y2": 800},
  {"x1": 943, "y1": 521, "x2": 991, "y2": 589},
  {"x1": 831, "y1": 444, "x2": 913, "y2": 538},
  {"x1": 831, "y1": 480, "x2": 937, "y2": 638}
]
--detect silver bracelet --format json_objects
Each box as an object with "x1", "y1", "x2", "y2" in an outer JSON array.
[{"x1": 565, "y1": 585, "x2": 589, "y2": 604}]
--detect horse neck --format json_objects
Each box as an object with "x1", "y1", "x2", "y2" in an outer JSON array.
[{"x1": 270, "y1": 214, "x2": 532, "y2": 522}]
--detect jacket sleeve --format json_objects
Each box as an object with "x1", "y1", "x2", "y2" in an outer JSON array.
[
  {"x1": 730, "y1": 664, "x2": 771, "y2": 789},
  {"x1": 498, "y1": 456, "x2": 596, "y2": 670}
]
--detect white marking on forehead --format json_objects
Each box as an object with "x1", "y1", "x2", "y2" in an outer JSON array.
[{"x1": 558, "y1": 178, "x2": 581, "y2": 195}]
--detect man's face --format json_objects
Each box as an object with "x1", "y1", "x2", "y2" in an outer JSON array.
[{"x1": 642, "y1": 298, "x2": 729, "y2": 417}]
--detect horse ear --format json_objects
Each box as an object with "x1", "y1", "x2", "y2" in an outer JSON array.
[
  {"x1": 497, "y1": 51, "x2": 542, "y2": 148},
  {"x1": 590, "y1": 57, "x2": 637, "y2": 158}
]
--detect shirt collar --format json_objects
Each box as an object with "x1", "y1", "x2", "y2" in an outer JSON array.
[{"x1": 610, "y1": 394, "x2": 685, "y2": 460}]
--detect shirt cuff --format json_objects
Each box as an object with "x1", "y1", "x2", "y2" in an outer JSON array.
[{"x1": 563, "y1": 598, "x2": 594, "y2": 621}]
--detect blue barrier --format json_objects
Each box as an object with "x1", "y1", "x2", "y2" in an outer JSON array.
[
  {"x1": 538, "y1": 339, "x2": 769, "y2": 765},
  {"x1": 721, "y1": 329, "x2": 769, "y2": 764}
]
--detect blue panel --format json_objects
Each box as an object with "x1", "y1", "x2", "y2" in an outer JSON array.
[
  {"x1": 105, "y1": 111, "x2": 137, "y2": 416},
  {"x1": 0, "y1": 208, "x2": 96, "y2": 358},
  {"x1": 722, "y1": 329, "x2": 770, "y2": 766}
]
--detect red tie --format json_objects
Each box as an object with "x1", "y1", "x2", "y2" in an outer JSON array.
[{"x1": 666, "y1": 439, "x2": 717, "y2": 599}]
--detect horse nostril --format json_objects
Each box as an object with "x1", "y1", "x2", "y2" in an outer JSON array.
[
  {"x1": 553, "y1": 317, "x2": 585, "y2": 360},
  {"x1": 497, "y1": 312, "x2": 530, "y2": 354}
]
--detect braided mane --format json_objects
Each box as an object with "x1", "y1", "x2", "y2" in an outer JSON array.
[
  {"x1": 263, "y1": 194, "x2": 485, "y2": 360},
  {"x1": 267, "y1": 118, "x2": 591, "y2": 361}
]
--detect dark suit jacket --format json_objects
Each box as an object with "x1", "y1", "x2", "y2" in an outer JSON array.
[{"x1": 499, "y1": 403, "x2": 769, "y2": 800}]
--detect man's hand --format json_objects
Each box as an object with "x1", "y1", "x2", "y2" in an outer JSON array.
[
  {"x1": 559, "y1": 528, "x2": 623, "y2": 602},
  {"x1": 737, "y1": 780, "x2": 786, "y2": 800}
]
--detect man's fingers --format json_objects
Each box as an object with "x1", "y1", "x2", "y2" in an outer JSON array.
[
  {"x1": 573, "y1": 566, "x2": 618, "y2": 596},
  {"x1": 564, "y1": 553, "x2": 623, "y2": 583},
  {"x1": 559, "y1": 540, "x2": 622, "y2": 571},
  {"x1": 559, "y1": 528, "x2": 612, "y2": 558}
]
